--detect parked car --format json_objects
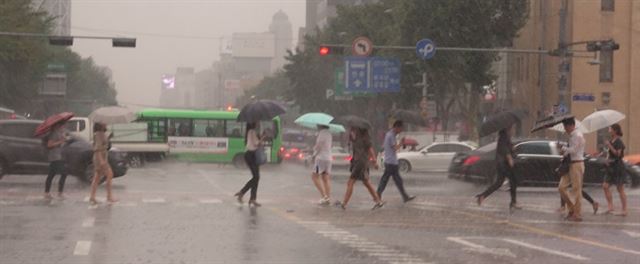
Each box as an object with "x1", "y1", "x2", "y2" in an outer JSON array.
[
  {"x1": 394, "y1": 141, "x2": 477, "y2": 173},
  {"x1": 448, "y1": 139, "x2": 640, "y2": 187},
  {"x1": 624, "y1": 154, "x2": 640, "y2": 166},
  {"x1": 0, "y1": 119, "x2": 128, "y2": 183}
]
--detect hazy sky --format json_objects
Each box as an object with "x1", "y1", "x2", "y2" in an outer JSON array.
[{"x1": 70, "y1": 0, "x2": 305, "y2": 107}]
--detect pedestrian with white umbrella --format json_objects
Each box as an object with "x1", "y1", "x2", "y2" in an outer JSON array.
[
  {"x1": 295, "y1": 113, "x2": 345, "y2": 206},
  {"x1": 89, "y1": 106, "x2": 137, "y2": 125}
]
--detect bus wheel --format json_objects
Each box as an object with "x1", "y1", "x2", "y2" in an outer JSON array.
[{"x1": 233, "y1": 154, "x2": 246, "y2": 169}]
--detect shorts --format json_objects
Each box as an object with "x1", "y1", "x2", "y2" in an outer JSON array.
[
  {"x1": 349, "y1": 161, "x2": 369, "y2": 181},
  {"x1": 313, "y1": 159, "x2": 332, "y2": 175}
]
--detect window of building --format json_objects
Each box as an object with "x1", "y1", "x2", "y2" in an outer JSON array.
[
  {"x1": 602, "y1": 0, "x2": 614, "y2": 11},
  {"x1": 599, "y1": 49, "x2": 613, "y2": 82},
  {"x1": 602, "y1": 92, "x2": 611, "y2": 105}
]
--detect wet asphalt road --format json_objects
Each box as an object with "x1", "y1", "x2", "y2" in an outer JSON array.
[{"x1": 1, "y1": 161, "x2": 639, "y2": 264}]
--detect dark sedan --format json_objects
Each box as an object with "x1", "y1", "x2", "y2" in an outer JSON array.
[
  {"x1": 448, "y1": 139, "x2": 639, "y2": 187},
  {"x1": 0, "y1": 120, "x2": 127, "y2": 183}
]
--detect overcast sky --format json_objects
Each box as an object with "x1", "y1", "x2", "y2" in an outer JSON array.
[{"x1": 70, "y1": 0, "x2": 305, "y2": 107}]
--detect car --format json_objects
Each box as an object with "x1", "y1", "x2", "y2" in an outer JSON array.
[
  {"x1": 624, "y1": 154, "x2": 640, "y2": 166},
  {"x1": 304, "y1": 146, "x2": 352, "y2": 169},
  {"x1": 279, "y1": 130, "x2": 311, "y2": 162},
  {"x1": 0, "y1": 119, "x2": 128, "y2": 183},
  {"x1": 448, "y1": 139, "x2": 640, "y2": 187},
  {"x1": 394, "y1": 142, "x2": 477, "y2": 173}
]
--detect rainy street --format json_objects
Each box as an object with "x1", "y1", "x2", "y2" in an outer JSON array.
[{"x1": 1, "y1": 162, "x2": 639, "y2": 264}]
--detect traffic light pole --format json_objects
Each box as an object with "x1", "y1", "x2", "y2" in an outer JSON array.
[{"x1": 0, "y1": 31, "x2": 136, "y2": 47}]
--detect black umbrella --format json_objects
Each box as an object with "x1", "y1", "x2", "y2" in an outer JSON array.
[
  {"x1": 237, "y1": 100, "x2": 286, "y2": 123},
  {"x1": 389, "y1": 109, "x2": 427, "y2": 126},
  {"x1": 479, "y1": 109, "x2": 527, "y2": 137},
  {"x1": 332, "y1": 115, "x2": 371, "y2": 129},
  {"x1": 530, "y1": 114, "x2": 574, "y2": 133}
]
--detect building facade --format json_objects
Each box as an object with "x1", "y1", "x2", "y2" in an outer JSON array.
[{"x1": 509, "y1": 0, "x2": 640, "y2": 153}]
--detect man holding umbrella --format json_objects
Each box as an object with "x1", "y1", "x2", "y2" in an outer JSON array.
[{"x1": 558, "y1": 117, "x2": 586, "y2": 222}]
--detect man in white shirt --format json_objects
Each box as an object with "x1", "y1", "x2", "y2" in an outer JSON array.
[
  {"x1": 558, "y1": 117, "x2": 586, "y2": 222},
  {"x1": 311, "y1": 125, "x2": 333, "y2": 205}
]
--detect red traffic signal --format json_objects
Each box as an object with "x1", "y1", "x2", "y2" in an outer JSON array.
[{"x1": 319, "y1": 46, "x2": 330, "y2": 56}]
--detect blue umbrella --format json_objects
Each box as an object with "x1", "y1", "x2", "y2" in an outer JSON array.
[{"x1": 295, "y1": 113, "x2": 345, "y2": 134}]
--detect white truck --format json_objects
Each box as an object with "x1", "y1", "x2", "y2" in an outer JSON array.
[{"x1": 66, "y1": 117, "x2": 169, "y2": 167}]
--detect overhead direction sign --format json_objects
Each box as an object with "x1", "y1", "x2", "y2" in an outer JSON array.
[
  {"x1": 416, "y1": 38, "x2": 436, "y2": 60},
  {"x1": 352, "y1": 37, "x2": 373, "y2": 57},
  {"x1": 344, "y1": 56, "x2": 401, "y2": 93}
]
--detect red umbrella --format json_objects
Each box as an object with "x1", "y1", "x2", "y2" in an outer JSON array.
[
  {"x1": 34, "y1": 112, "x2": 74, "y2": 137},
  {"x1": 401, "y1": 137, "x2": 419, "y2": 146}
]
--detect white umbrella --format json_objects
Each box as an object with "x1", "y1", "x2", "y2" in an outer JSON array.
[
  {"x1": 581, "y1": 109, "x2": 625, "y2": 133},
  {"x1": 549, "y1": 119, "x2": 587, "y2": 133},
  {"x1": 89, "y1": 106, "x2": 137, "y2": 125}
]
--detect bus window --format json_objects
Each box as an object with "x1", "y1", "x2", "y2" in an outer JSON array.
[
  {"x1": 194, "y1": 120, "x2": 224, "y2": 137},
  {"x1": 260, "y1": 121, "x2": 275, "y2": 141},
  {"x1": 225, "y1": 120, "x2": 245, "y2": 138},
  {"x1": 147, "y1": 119, "x2": 166, "y2": 142},
  {"x1": 66, "y1": 119, "x2": 86, "y2": 132},
  {"x1": 168, "y1": 119, "x2": 191, "y2": 137}
]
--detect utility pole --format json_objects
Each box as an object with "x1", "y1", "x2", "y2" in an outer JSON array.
[{"x1": 557, "y1": 0, "x2": 570, "y2": 114}]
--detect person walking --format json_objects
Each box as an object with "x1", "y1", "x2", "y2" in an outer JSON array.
[
  {"x1": 603, "y1": 124, "x2": 627, "y2": 216},
  {"x1": 377, "y1": 120, "x2": 415, "y2": 203},
  {"x1": 311, "y1": 125, "x2": 333, "y2": 206},
  {"x1": 89, "y1": 122, "x2": 116, "y2": 204},
  {"x1": 235, "y1": 122, "x2": 262, "y2": 207},
  {"x1": 557, "y1": 118, "x2": 586, "y2": 222},
  {"x1": 337, "y1": 127, "x2": 385, "y2": 210},
  {"x1": 558, "y1": 190, "x2": 599, "y2": 214},
  {"x1": 44, "y1": 122, "x2": 68, "y2": 199},
  {"x1": 476, "y1": 125, "x2": 521, "y2": 210}
]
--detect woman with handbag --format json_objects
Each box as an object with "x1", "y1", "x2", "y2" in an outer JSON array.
[
  {"x1": 603, "y1": 124, "x2": 627, "y2": 216},
  {"x1": 235, "y1": 122, "x2": 263, "y2": 207},
  {"x1": 336, "y1": 127, "x2": 385, "y2": 210}
]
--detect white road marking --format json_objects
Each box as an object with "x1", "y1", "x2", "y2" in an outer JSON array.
[
  {"x1": 88, "y1": 204, "x2": 98, "y2": 210},
  {"x1": 26, "y1": 195, "x2": 42, "y2": 201},
  {"x1": 0, "y1": 200, "x2": 16, "y2": 205},
  {"x1": 142, "y1": 198, "x2": 166, "y2": 203},
  {"x1": 622, "y1": 230, "x2": 640, "y2": 238},
  {"x1": 174, "y1": 202, "x2": 197, "y2": 207},
  {"x1": 520, "y1": 219, "x2": 640, "y2": 227},
  {"x1": 114, "y1": 202, "x2": 138, "y2": 207},
  {"x1": 447, "y1": 237, "x2": 516, "y2": 258},
  {"x1": 73, "y1": 241, "x2": 92, "y2": 256},
  {"x1": 199, "y1": 199, "x2": 222, "y2": 204},
  {"x1": 502, "y1": 238, "x2": 589, "y2": 261},
  {"x1": 81, "y1": 217, "x2": 95, "y2": 228}
]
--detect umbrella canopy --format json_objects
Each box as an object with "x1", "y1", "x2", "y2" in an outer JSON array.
[
  {"x1": 389, "y1": 109, "x2": 426, "y2": 126},
  {"x1": 294, "y1": 113, "x2": 334, "y2": 128},
  {"x1": 581, "y1": 109, "x2": 625, "y2": 133},
  {"x1": 89, "y1": 106, "x2": 137, "y2": 125},
  {"x1": 34, "y1": 112, "x2": 74, "y2": 137},
  {"x1": 549, "y1": 119, "x2": 587, "y2": 133},
  {"x1": 530, "y1": 114, "x2": 574, "y2": 133},
  {"x1": 332, "y1": 115, "x2": 371, "y2": 129},
  {"x1": 479, "y1": 109, "x2": 527, "y2": 137},
  {"x1": 237, "y1": 100, "x2": 286, "y2": 123}
]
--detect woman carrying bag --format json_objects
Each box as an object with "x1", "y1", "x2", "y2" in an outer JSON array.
[
  {"x1": 235, "y1": 122, "x2": 263, "y2": 207},
  {"x1": 603, "y1": 124, "x2": 627, "y2": 216}
]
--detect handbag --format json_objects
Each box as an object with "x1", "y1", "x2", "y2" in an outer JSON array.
[
  {"x1": 555, "y1": 155, "x2": 570, "y2": 176},
  {"x1": 255, "y1": 145, "x2": 267, "y2": 165}
]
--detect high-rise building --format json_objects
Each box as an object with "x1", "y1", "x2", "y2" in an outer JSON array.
[
  {"x1": 509, "y1": 0, "x2": 640, "y2": 153},
  {"x1": 269, "y1": 10, "x2": 293, "y2": 71},
  {"x1": 31, "y1": 0, "x2": 71, "y2": 35}
]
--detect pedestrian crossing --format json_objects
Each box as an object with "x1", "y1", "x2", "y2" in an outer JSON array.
[{"x1": 297, "y1": 220, "x2": 432, "y2": 264}]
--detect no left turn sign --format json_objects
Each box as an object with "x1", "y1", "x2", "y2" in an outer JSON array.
[{"x1": 352, "y1": 37, "x2": 373, "y2": 57}]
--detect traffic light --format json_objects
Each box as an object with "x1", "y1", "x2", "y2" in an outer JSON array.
[
  {"x1": 49, "y1": 36, "x2": 73, "y2": 46},
  {"x1": 112, "y1": 38, "x2": 136, "y2": 48},
  {"x1": 318, "y1": 45, "x2": 344, "y2": 56}
]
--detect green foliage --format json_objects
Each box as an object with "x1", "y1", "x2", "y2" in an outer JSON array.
[
  {"x1": 0, "y1": 1, "x2": 117, "y2": 116},
  {"x1": 280, "y1": 0, "x2": 529, "y2": 135}
]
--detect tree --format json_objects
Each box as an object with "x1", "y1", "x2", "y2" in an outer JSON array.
[
  {"x1": 0, "y1": 1, "x2": 52, "y2": 111},
  {"x1": 283, "y1": 0, "x2": 529, "y2": 139}
]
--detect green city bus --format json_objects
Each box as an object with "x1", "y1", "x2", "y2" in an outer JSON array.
[{"x1": 137, "y1": 108, "x2": 282, "y2": 166}]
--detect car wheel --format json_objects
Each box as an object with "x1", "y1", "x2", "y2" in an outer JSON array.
[
  {"x1": 83, "y1": 164, "x2": 106, "y2": 185},
  {"x1": 233, "y1": 154, "x2": 246, "y2": 169},
  {"x1": 398, "y1": 160, "x2": 411, "y2": 173},
  {"x1": 128, "y1": 154, "x2": 144, "y2": 168}
]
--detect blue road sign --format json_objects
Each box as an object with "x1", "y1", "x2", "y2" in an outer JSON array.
[
  {"x1": 572, "y1": 93, "x2": 595, "y2": 102},
  {"x1": 344, "y1": 57, "x2": 401, "y2": 93},
  {"x1": 416, "y1": 39, "x2": 436, "y2": 60}
]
